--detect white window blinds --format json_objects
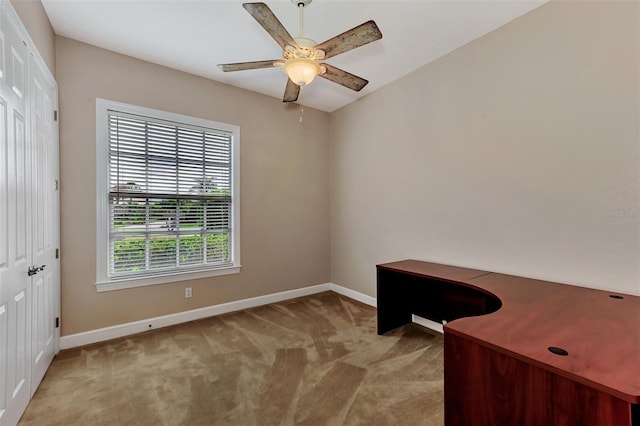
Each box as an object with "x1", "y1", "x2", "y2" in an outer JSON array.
[{"x1": 107, "y1": 110, "x2": 233, "y2": 278}]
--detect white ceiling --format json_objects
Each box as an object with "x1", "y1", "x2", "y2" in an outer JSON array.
[{"x1": 41, "y1": 0, "x2": 548, "y2": 112}]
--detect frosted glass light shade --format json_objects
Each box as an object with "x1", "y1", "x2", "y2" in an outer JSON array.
[{"x1": 283, "y1": 58, "x2": 321, "y2": 86}]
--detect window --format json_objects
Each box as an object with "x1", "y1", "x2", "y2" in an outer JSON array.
[{"x1": 96, "y1": 99, "x2": 240, "y2": 291}]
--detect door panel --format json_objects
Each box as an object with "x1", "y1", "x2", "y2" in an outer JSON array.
[
  {"x1": 13, "y1": 112, "x2": 26, "y2": 262},
  {"x1": 0, "y1": 304, "x2": 7, "y2": 422},
  {"x1": 0, "y1": 7, "x2": 33, "y2": 426},
  {"x1": 10, "y1": 290, "x2": 27, "y2": 400},
  {"x1": 0, "y1": 99, "x2": 6, "y2": 276},
  {"x1": 29, "y1": 52, "x2": 58, "y2": 393},
  {"x1": 0, "y1": 104, "x2": 31, "y2": 426},
  {"x1": 0, "y1": 30, "x2": 5, "y2": 81},
  {"x1": 0, "y1": 95, "x2": 8, "y2": 426}
]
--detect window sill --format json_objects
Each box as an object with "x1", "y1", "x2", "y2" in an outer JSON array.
[{"x1": 95, "y1": 265, "x2": 241, "y2": 292}]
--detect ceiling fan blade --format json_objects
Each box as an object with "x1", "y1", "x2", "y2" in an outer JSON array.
[
  {"x1": 314, "y1": 20, "x2": 382, "y2": 60},
  {"x1": 218, "y1": 60, "x2": 281, "y2": 72},
  {"x1": 319, "y1": 63, "x2": 369, "y2": 92},
  {"x1": 283, "y1": 78, "x2": 300, "y2": 102},
  {"x1": 243, "y1": 3, "x2": 298, "y2": 51}
]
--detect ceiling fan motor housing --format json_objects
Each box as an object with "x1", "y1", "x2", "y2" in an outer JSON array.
[{"x1": 285, "y1": 38, "x2": 325, "y2": 60}]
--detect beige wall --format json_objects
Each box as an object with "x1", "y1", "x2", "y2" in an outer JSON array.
[
  {"x1": 56, "y1": 36, "x2": 330, "y2": 335},
  {"x1": 330, "y1": 1, "x2": 640, "y2": 296},
  {"x1": 10, "y1": 0, "x2": 55, "y2": 75}
]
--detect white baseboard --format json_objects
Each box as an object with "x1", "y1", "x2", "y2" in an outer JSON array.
[
  {"x1": 60, "y1": 283, "x2": 376, "y2": 349},
  {"x1": 411, "y1": 314, "x2": 444, "y2": 334},
  {"x1": 328, "y1": 283, "x2": 377, "y2": 307}
]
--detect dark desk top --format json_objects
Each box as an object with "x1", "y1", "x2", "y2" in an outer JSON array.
[{"x1": 378, "y1": 259, "x2": 640, "y2": 403}]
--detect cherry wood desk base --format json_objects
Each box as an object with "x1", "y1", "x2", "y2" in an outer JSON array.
[{"x1": 377, "y1": 260, "x2": 640, "y2": 426}]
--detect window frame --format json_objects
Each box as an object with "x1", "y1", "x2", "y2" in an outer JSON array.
[{"x1": 95, "y1": 98, "x2": 241, "y2": 292}]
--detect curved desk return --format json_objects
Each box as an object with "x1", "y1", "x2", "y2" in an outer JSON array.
[{"x1": 376, "y1": 260, "x2": 640, "y2": 426}]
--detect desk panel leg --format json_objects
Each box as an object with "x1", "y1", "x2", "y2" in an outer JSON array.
[
  {"x1": 377, "y1": 269, "x2": 412, "y2": 334},
  {"x1": 444, "y1": 332, "x2": 632, "y2": 426}
]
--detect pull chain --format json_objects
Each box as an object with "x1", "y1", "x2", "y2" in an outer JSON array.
[
  {"x1": 295, "y1": 3, "x2": 305, "y2": 124},
  {"x1": 298, "y1": 86, "x2": 304, "y2": 123},
  {"x1": 297, "y1": 2, "x2": 307, "y2": 123}
]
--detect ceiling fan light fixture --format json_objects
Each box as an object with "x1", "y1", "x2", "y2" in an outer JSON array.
[{"x1": 283, "y1": 58, "x2": 321, "y2": 86}]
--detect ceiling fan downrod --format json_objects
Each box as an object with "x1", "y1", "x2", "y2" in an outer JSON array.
[{"x1": 293, "y1": 0, "x2": 312, "y2": 38}]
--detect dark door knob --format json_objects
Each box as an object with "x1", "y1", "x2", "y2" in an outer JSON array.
[{"x1": 27, "y1": 265, "x2": 46, "y2": 276}]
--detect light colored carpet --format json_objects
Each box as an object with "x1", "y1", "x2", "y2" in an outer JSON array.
[{"x1": 19, "y1": 291, "x2": 444, "y2": 425}]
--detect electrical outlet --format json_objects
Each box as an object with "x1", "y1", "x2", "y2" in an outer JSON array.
[{"x1": 185, "y1": 287, "x2": 192, "y2": 298}]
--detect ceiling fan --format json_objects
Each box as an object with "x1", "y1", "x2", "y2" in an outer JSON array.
[{"x1": 218, "y1": 0, "x2": 383, "y2": 103}]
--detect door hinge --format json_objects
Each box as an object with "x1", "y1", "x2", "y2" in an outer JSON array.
[
  {"x1": 54, "y1": 179, "x2": 59, "y2": 191},
  {"x1": 55, "y1": 248, "x2": 59, "y2": 259},
  {"x1": 55, "y1": 317, "x2": 60, "y2": 328},
  {"x1": 54, "y1": 110, "x2": 58, "y2": 121}
]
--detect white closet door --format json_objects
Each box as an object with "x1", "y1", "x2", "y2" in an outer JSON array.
[
  {"x1": 29, "y1": 50, "x2": 58, "y2": 394},
  {"x1": 0, "y1": 8, "x2": 32, "y2": 426}
]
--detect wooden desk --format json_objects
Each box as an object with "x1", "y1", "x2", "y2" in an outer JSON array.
[{"x1": 377, "y1": 260, "x2": 640, "y2": 426}]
